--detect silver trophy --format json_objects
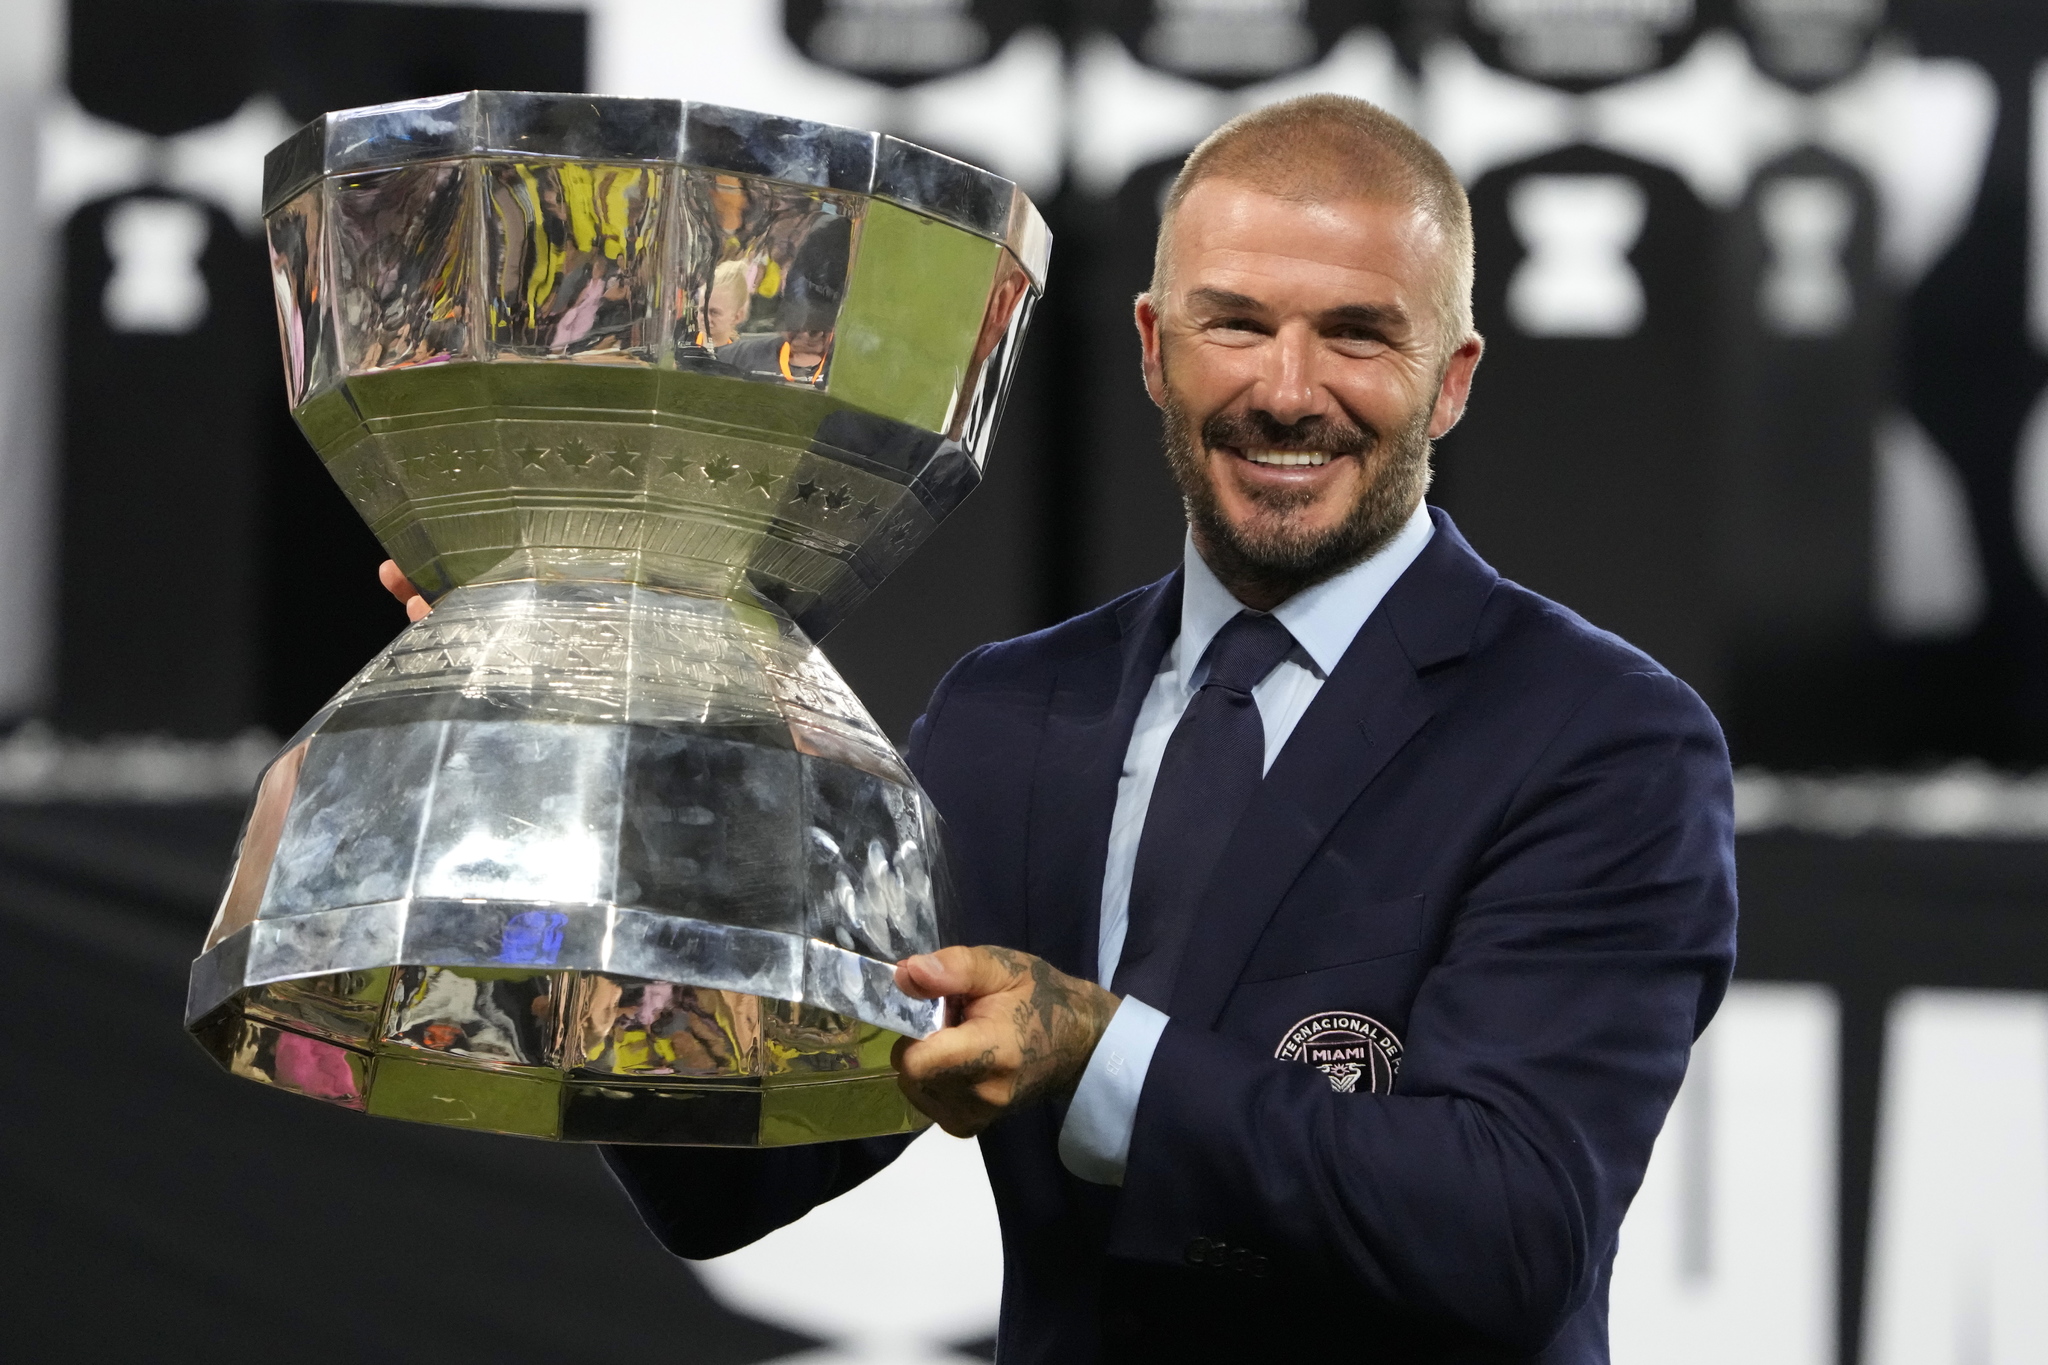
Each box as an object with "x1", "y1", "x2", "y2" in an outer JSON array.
[{"x1": 183, "y1": 92, "x2": 1045, "y2": 1144}]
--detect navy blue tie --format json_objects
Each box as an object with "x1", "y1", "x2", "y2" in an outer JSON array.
[{"x1": 1114, "y1": 610, "x2": 1299, "y2": 1006}]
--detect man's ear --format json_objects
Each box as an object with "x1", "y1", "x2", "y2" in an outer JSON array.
[
  {"x1": 1427, "y1": 331, "x2": 1485, "y2": 440},
  {"x1": 1135, "y1": 292, "x2": 1167, "y2": 409}
]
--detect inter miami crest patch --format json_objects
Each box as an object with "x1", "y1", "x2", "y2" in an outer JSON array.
[{"x1": 1275, "y1": 1011, "x2": 1402, "y2": 1093}]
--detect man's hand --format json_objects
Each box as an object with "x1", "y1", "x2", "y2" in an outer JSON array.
[
  {"x1": 378, "y1": 560, "x2": 432, "y2": 621},
  {"x1": 892, "y1": 946, "x2": 1120, "y2": 1137}
]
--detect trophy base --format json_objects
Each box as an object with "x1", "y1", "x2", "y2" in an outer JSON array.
[
  {"x1": 190, "y1": 967, "x2": 930, "y2": 1144},
  {"x1": 186, "y1": 574, "x2": 952, "y2": 1145}
]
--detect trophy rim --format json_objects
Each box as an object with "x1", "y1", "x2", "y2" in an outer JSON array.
[{"x1": 262, "y1": 88, "x2": 1051, "y2": 287}]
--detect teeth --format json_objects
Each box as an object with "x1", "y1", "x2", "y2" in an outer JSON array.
[{"x1": 1244, "y1": 450, "x2": 1330, "y2": 467}]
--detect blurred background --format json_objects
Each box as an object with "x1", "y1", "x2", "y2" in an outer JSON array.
[{"x1": 3, "y1": 0, "x2": 2047, "y2": 1361}]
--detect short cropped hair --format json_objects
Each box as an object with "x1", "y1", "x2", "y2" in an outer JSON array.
[
  {"x1": 711, "y1": 258, "x2": 751, "y2": 298},
  {"x1": 1150, "y1": 95, "x2": 1475, "y2": 351}
]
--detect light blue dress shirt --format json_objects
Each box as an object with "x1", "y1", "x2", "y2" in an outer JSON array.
[{"x1": 1056, "y1": 500, "x2": 1436, "y2": 1186}]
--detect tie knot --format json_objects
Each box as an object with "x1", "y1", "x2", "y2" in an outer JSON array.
[{"x1": 1200, "y1": 611, "x2": 1297, "y2": 695}]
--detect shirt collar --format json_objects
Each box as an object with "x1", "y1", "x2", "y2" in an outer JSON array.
[{"x1": 1175, "y1": 499, "x2": 1436, "y2": 684}]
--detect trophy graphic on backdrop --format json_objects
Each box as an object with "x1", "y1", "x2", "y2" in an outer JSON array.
[{"x1": 182, "y1": 92, "x2": 1045, "y2": 1145}]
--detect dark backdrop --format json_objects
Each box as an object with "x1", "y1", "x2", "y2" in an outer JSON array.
[
  {"x1": 55, "y1": 0, "x2": 1064, "y2": 747},
  {"x1": 50, "y1": 0, "x2": 2048, "y2": 766},
  {"x1": 9, "y1": 804, "x2": 2048, "y2": 1363},
  {"x1": 0, "y1": 803, "x2": 817, "y2": 1363},
  {"x1": 1061, "y1": 0, "x2": 2048, "y2": 769},
  {"x1": 57, "y1": 0, "x2": 591, "y2": 739}
]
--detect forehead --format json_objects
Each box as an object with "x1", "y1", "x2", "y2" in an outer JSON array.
[{"x1": 1165, "y1": 179, "x2": 1441, "y2": 310}]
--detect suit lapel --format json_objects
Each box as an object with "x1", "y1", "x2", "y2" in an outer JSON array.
[
  {"x1": 1167, "y1": 511, "x2": 1499, "y2": 1027},
  {"x1": 1023, "y1": 572, "x2": 1182, "y2": 981}
]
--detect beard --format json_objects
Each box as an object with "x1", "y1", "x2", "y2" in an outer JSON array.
[{"x1": 1159, "y1": 379, "x2": 1435, "y2": 604}]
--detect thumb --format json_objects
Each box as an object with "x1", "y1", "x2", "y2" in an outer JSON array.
[{"x1": 895, "y1": 946, "x2": 1020, "y2": 1001}]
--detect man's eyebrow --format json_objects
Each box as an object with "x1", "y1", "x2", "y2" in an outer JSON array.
[
  {"x1": 1182, "y1": 289, "x2": 1412, "y2": 332},
  {"x1": 1183, "y1": 287, "x2": 1266, "y2": 315},
  {"x1": 1320, "y1": 302, "x2": 1410, "y2": 330}
]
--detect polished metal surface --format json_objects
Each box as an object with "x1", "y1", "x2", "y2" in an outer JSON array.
[
  {"x1": 190, "y1": 92, "x2": 1045, "y2": 1145},
  {"x1": 262, "y1": 90, "x2": 1050, "y2": 285}
]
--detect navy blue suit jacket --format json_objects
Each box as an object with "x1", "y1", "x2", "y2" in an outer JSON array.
[{"x1": 606, "y1": 509, "x2": 1738, "y2": 1363}]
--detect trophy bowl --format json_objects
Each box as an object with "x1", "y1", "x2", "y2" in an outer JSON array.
[{"x1": 183, "y1": 92, "x2": 1046, "y2": 1145}]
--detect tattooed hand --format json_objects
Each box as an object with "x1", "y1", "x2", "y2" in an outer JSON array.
[{"x1": 891, "y1": 946, "x2": 1121, "y2": 1138}]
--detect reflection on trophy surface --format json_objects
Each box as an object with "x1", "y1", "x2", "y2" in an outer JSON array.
[{"x1": 183, "y1": 91, "x2": 1047, "y2": 1145}]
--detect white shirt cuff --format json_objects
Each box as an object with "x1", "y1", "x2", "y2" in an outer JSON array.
[{"x1": 1057, "y1": 995, "x2": 1170, "y2": 1187}]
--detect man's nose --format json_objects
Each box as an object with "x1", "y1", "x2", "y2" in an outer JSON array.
[{"x1": 1248, "y1": 323, "x2": 1328, "y2": 426}]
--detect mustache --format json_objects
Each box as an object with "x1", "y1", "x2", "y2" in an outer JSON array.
[{"x1": 1200, "y1": 409, "x2": 1374, "y2": 457}]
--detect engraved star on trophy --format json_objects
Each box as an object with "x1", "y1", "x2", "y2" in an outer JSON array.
[{"x1": 183, "y1": 92, "x2": 1045, "y2": 1144}]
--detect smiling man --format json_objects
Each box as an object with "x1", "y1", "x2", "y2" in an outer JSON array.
[{"x1": 596, "y1": 95, "x2": 1737, "y2": 1365}]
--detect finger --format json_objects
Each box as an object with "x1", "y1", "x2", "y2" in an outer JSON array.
[
  {"x1": 895, "y1": 1070, "x2": 989, "y2": 1139},
  {"x1": 406, "y1": 593, "x2": 433, "y2": 622},
  {"x1": 376, "y1": 559, "x2": 420, "y2": 603},
  {"x1": 893, "y1": 1039, "x2": 1003, "y2": 1138},
  {"x1": 895, "y1": 945, "x2": 1023, "y2": 1001},
  {"x1": 928, "y1": 1109, "x2": 992, "y2": 1139},
  {"x1": 895, "y1": 1015, "x2": 1008, "y2": 1084}
]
